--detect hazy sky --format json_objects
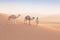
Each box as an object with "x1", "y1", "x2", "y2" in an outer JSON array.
[{"x1": 0, "y1": 0, "x2": 60, "y2": 17}]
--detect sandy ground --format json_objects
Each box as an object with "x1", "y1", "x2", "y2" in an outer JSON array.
[{"x1": 0, "y1": 13, "x2": 60, "y2": 40}]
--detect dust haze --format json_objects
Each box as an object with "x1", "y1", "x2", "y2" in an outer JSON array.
[{"x1": 0, "y1": 13, "x2": 60, "y2": 40}]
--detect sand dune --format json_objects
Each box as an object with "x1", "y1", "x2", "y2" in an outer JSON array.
[
  {"x1": 40, "y1": 14, "x2": 60, "y2": 22},
  {"x1": 0, "y1": 23, "x2": 60, "y2": 40},
  {"x1": 0, "y1": 13, "x2": 60, "y2": 40}
]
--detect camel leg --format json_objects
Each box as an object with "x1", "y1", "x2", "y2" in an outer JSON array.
[
  {"x1": 29, "y1": 20, "x2": 30, "y2": 25},
  {"x1": 13, "y1": 20, "x2": 16, "y2": 24},
  {"x1": 11, "y1": 20, "x2": 14, "y2": 24},
  {"x1": 8, "y1": 20, "x2": 10, "y2": 24},
  {"x1": 10, "y1": 21, "x2": 12, "y2": 24},
  {"x1": 26, "y1": 20, "x2": 27, "y2": 24},
  {"x1": 8, "y1": 19, "x2": 13, "y2": 24},
  {"x1": 8, "y1": 20, "x2": 12, "y2": 24},
  {"x1": 14, "y1": 20, "x2": 16, "y2": 24}
]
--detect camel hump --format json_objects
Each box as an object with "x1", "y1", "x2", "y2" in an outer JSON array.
[
  {"x1": 25, "y1": 15, "x2": 30, "y2": 18},
  {"x1": 25, "y1": 15, "x2": 30, "y2": 20},
  {"x1": 8, "y1": 15, "x2": 16, "y2": 20},
  {"x1": 26, "y1": 15, "x2": 30, "y2": 17}
]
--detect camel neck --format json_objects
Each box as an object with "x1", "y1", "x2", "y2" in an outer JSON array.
[{"x1": 17, "y1": 15, "x2": 20, "y2": 18}]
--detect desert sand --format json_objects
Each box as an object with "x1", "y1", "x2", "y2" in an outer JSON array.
[{"x1": 0, "y1": 13, "x2": 60, "y2": 40}]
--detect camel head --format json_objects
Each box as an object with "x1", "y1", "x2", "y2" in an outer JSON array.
[
  {"x1": 18, "y1": 14, "x2": 21, "y2": 16},
  {"x1": 32, "y1": 17, "x2": 35, "y2": 20}
]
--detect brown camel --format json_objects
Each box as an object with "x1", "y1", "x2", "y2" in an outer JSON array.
[
  {"x1": 8, "y1": 14, "x2": 21, "y2": 24},
  {"x1": 24, "y1": 15, "x2": 35, "y2": 25}
]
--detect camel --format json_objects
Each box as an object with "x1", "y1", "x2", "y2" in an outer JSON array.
[
  {"x1": 24, "y1": 15, "x2": 35, "y2": 25},
  {"x1": 8, "y1": 14, "x2": 21, "y2": 24}
]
